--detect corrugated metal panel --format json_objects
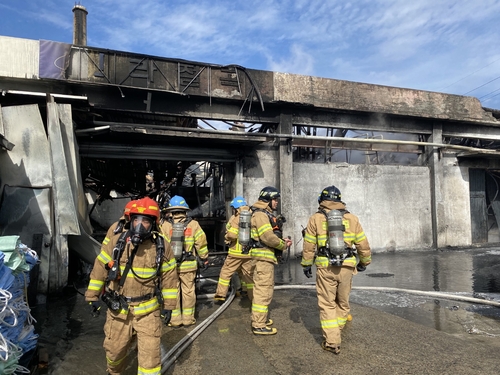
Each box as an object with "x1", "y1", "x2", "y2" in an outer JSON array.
[
  {"x1": 1, "y1": 104, "x2": 51, "y2": 186},
  {"x1": 47, "y1": 100, "x2": 79, "y2": 235},
  {"x1": 0, "y1": 36, "x2": 39, "y2": 79}
]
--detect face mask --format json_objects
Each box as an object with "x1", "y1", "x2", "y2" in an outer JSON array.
[{"x1": 130, "y1": 215, "x2": 154, "y2": 244}]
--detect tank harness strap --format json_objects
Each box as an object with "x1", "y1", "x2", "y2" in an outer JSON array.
[
  {"x1": 105, "y1": 230, "x2": 130, "y2": 282},
  {"x1": 154, "y1": 235, "x2": 165, "y2": 307},
  {"x1": 316, "y1": 209, "x2": 353, "y2": 265},
  {"x1": 123, "y1": 293, "x2": 153, "y2": 303},
  {"x1": 118, "y1": 244, "x2": 139, "y2": 289},
  {"x1": 113, "y1": 219, "x2": 127, "y2": 235},
  {"x1": 248, "y1": 207, "x2": 281, "y2": 252}
]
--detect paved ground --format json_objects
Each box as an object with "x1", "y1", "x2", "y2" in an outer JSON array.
[{"x1": 31, "y1": 248, "x2": 500, "y2": 375}]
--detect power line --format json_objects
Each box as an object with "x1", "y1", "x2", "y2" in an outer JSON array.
[
  {"x1": 482, "y1": 91, "x2": 500, "y2": 103},
  {"x1": 463, "y1": 75, "x2": 500, "y2": 95},
  {"x1": 440, "y1": 56, "x2": 500, "y2": 91},
  {"x1": 478, "y1": 87, "x2": 500, "y2": 100}
]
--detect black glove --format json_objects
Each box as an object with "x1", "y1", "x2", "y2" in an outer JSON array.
[
  {"x1": 161, "y1": 309, "x2": 172, "y2": 325},
  {"x1": 303, "y1": 266, "x2": 312, "y2": 278},
  {"x1": 89, "y1": 301, "x2": 101, "y2": 317},
  {"x1": 356, "y1": 263, "x2": 367, "y2": 272},
  {"x1": 198, "y1": 258, "x2": 209, "y2": 271}
]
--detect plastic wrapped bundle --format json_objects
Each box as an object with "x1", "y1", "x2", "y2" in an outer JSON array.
[{"x1": 0, "y1": 236, "x2": 40, "y2": 374}]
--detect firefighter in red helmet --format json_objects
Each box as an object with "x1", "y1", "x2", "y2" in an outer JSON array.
[{"x1": 85, "y1": 197, "x2": 178, "y2": 375}]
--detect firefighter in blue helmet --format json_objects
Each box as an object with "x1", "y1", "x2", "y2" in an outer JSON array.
[
  {"x1": 214, "y1": 196, "x2": 255, "y2": 302},
  {"x1": 159, "y1": 195, "x2": 209, "y2": 327},
  {"x1": 301, "y1": 185, "x2": 371, "y2": 354}
]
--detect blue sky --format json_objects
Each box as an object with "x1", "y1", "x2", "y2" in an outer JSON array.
[{"x1": 2, "y1": 0, "x2": 500, "y2": 110}]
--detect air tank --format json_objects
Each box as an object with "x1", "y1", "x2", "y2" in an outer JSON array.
[
  {"x1": 171, "y1": 222, "x2": 185, "y2": 259},
  {"x1": 327, "y1": 210, "x2": 345, "y2": 256},
  {"x1": 238, "y1": 210, "x2": 252, "y2": 247}
]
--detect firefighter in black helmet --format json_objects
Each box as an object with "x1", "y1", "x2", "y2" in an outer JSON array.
[
  {"x1": 301, "y1": 185, "x2": 371, "y2": 354},
  {"x1": 249, "y1": 186, "x2": 292, "y2": 335}
]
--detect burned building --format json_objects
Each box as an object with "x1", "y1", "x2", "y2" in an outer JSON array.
[{"x1": 1, "y1": 5, "x2": 500, "y2": 296}]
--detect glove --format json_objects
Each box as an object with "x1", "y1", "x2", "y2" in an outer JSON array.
[
  {"x1": 356, "y1": 263, "x2": 367, "y2": 272},
  {"x1": 89, "y1": 301, "x2": 101, "y2": 317},
  {"x1": 303, "y1": 266, "x2": 312, "y2": 278},
  {"x1": 198, "y1": 258, "x2": 209, "y2": 271},
  {"x1": 161, "y1": 309, "x2": 172, "y2": 325}
]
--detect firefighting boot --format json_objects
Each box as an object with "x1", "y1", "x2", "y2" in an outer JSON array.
[
  {"x1": 252, "y1": 326, "x2": 277, "y2": 335},
  {"x1": 266, "y1": 319, "x2": 273, "y2": 326},
  {"x1": 321, "y1": 341, "x2": 340, "y2": 354}
]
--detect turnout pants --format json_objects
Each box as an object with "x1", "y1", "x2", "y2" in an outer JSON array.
[
  {"x1": 251, "y1": 260, "x2": 275, "y2": 329},
  {"x1": 316, "y1": 265, "x2": 354, "y2": 346},
  {"x1": 103, "y1": 308, "x2": 162, "y2": 375},
  {"x1": 215, "y1": 256, "x2": 255, "y2": 300},
  {"x1": 170, "y1": 270, "x2": 197, "y2": 326}
]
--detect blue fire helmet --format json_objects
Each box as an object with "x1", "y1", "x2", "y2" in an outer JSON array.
[
  {"x1": 166, "y1": 195, "x2": 190, "y2": 211},
  {"x1": 230, "y1": 196, "x2": 247, "y2": 209}
]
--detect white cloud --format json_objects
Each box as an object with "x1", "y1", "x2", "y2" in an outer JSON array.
[
  {"x1": 268, "y1": 44, "x2": 315, "y2": 76},
  {"x1": 2, "y1": 0, "x2": 500, "y2": 108}
]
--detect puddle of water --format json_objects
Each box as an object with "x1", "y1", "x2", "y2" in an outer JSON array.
[{"x1": 274, "y1": 249, "x2": 500, "y2": 337}]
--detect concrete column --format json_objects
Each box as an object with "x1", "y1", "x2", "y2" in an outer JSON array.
[
  {"x1": 278, "y1": 114, "x2": 295, "y2": 256},
  {"x1": 235, "y1": 158, "x2": 244, "y2": 197},
  {"x1": 428, "y1": 122, "x2": 444, "y2": 249}
]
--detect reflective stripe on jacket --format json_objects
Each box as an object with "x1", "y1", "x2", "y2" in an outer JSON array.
[
  {"x1": 301, "y1": 201, "x2": 371, "y2": 269},
  {"x1": 249, "y1": 200, "x2": 285, "y2": 264},
  {"x1": 160, "y1": 213, "x2": 209, "y2": 273},
  {"x1": 85, "y1": 231, "x2": 179, "y2": 316},
  {"x1": 225, "y1": 205, "x2": 252, "y2": 258}
]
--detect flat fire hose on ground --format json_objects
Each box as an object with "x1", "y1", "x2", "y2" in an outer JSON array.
[
  {"x1": 160, "y1": 281, "x2": 500, "y2": 372},
  {"x1": 273, "y1": 284, "x2": 500, "y2": 307},
  {"x1": 160, "y1": 274, "x2": 237, "y2": 373}
]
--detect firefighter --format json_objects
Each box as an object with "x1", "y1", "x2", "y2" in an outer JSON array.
[
  {"x1": 250, "y1": 187, "x2": 292, "y2": 335},
  {"x1": 301, "y1": 185, "x2": 371, "y2": 354},
  {"x1": 159, "y1": 195, "x2": 209, "y2": 327},
  {"x1": 101, "y1": 199, "x2": 136, "y2": 246},
  {"x1": 214, "y1": 196, "x2": 255, "y2": 302},
  {"x1": 85, "y1": 197, "x2": 178, "y2": 375}
]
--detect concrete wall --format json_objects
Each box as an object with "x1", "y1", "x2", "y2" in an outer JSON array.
[
  {"x1": 440, "y1": 154, "x2": 472, "y2": 247},
  {"x1": 242, "y1": 145, "x2": 280, "y2": 205},
  {"x1": 292, "y1": 163, "x2": 434, "y2": 252},
  {"x1": 242, "y1": 146, "x2": 472, "y2": 253}
]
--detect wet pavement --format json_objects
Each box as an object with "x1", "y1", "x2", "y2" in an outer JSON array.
[{"x1": 31, "y1": 247, "x2": 500, "y2": 374}]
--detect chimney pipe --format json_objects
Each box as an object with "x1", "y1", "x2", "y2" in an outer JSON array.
[{"x1": 72, "y1": 4, "x2": 88, "y2": 46}]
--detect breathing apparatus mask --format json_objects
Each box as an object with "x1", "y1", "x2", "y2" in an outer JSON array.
[{"x1": 130, "y1": 214, "x2": 154, "y2": 245}]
